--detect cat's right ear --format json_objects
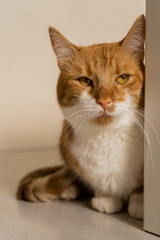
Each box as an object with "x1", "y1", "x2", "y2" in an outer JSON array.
[{"x1": 49, "y1": 27, "x2": 77, "y2": 69}]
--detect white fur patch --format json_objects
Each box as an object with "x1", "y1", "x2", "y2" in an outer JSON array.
[{"x1": 62, "y1": 91, "x2": 144, "y2": 201}]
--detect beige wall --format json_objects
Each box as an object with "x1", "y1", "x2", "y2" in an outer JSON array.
[
  {"x1": 144, "y1": 0, "x2": 160, "y2": 235},
  {"x1": 0, "y1": 0, "x2": 145, "y2": 151}
]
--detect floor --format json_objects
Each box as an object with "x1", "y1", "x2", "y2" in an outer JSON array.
[{"x1": 0, "y1": 148, "x2": 159, "y2": 240}]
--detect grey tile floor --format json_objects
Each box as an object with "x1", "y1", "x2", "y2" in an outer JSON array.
[{"x1": 0, "y1": 149, "x2": 159, "y2": 240}]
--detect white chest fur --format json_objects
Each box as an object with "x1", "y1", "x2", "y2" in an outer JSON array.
[{"x1": 71, "y1": 121, "x2": 143, "y2": 200}]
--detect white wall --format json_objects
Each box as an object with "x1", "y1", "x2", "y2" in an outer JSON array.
[{"x1": 0, "y1": 0, "x2": 145, "y2": 151}]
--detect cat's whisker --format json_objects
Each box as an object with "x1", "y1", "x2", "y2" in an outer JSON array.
[
  {"x1": 61, "y1": 124, "x2": 77, "y2": 151},
  {"x1": 62, "y1": 104, "x2": 91, "y2": 112},
  {"x1": 134, "y1": 109, "x2": 160, "y2": 145},
  {"x1": 62, "y1": 106, "x2": 83, "y2": 114},
  {"x1": 63, "y1": 105, "x2": 98, "y2": 120},
  {"x1": 61, "y1": 113, "x2": 89, "y2": 151},
  {"x1": 62, "y1": 114, "x2": 85, "y2": 142},
  {"x1": 131, "y1": 112, "x2": 158, "y2": 178},
  {"x1": 63, "y1": 109, "x2": 86, "y2": 122},
  {"x1": 61, "y1": 114, "x2": 83, "y2": 145},
  {"x1": 138, "y1": 105, "x2": 160, "y2": 124},
  {"x1": 132, "y1": 107, "x2": 160, "y2": 158},
  {"x1": 74, "y1": 115, "x2": 90, "y2": 139}
]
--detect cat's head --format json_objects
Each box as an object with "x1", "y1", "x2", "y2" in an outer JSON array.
[{"x1": 49, "y1": 15, "x2": 145, "y2": 127}]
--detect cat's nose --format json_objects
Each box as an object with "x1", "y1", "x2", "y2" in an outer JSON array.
[{"x1": 98, "y1": 98, "x2": 112, "y2": 110}]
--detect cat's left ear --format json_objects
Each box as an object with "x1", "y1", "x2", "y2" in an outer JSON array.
[
  {"x1": 121, "y1": 15, "x2": 145, "y2": 60},
  {"x1": 49, "y1": 27, "x2": 77, "y2": 69}
]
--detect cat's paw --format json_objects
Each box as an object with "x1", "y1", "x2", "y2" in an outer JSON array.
[
  {"x1": 128, "y1": 192, "x2": 143, "y2": 219},
  {"x1": 91, "y1": 197, "x2": 123, "y2": 214},
  {"x1": 60, "y1": 185, "x2": 79, "y2": 200}
]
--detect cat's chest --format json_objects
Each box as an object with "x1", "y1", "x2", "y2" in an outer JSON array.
[
  {"x1": 71, "y1": 129, "x2": 127, "y2": 175},
  {"x1": 70, "y1": 125, "x2": 143, "y2": 199}
]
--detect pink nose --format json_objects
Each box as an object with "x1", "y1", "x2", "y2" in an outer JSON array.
[{"x1": 98, "y1": 98, "x2": 112, "y2": 110}]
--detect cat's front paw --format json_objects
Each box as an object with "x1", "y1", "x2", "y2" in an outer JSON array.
[
  {"x1": 128, "y1": 192, "x2": 143, "y2": 219},
  {"x1": 91, "y1": 197, "x2": 123, "y2": 214}
]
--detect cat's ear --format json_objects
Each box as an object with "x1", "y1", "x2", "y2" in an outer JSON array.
[
  {"x1": 121, "y1": 15, "x2": 145, "y2": 60},
  {"x1": 49, "y1": 27, "x2": 77, "y2": 69}
]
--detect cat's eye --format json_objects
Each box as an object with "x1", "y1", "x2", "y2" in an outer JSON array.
[
  {"x1": 115, "y1": 74, "x2": 129, "y2": 85},
  {"x1": 79, "y1": 77, "x2": 93, "y2": 86}
]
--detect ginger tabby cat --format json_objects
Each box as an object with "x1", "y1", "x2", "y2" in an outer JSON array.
[{"x1": 17, "y1": 15, "x2": 145, "y2": 219}]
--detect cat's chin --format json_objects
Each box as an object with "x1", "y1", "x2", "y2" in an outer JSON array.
[{"x1": 92, "y1": 114, "x2": 113, "y2": 125}]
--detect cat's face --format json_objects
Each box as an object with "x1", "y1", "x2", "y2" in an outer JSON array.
[{"x1": 49, "y1": 15, "x2": 145, "y2": 126}]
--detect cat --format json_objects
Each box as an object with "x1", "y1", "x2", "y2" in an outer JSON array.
[{"x1": 17, "y1": 15, "x2": 145, "y2": 220}]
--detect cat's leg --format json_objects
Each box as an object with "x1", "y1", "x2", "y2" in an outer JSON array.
[
  {"x1": 17, "y1": 166, "x2": 81, "y2": 202},
  {"x1": 128, "y1": 188, "x2": 143, "y2": 219},
  {"x1": 91, "y1": 191, "x2": 123, "y2": 214}
]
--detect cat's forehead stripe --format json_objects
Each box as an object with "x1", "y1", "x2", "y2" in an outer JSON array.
[{"x1": 80, "y1": 44, "x2": 138, "y2": 80}]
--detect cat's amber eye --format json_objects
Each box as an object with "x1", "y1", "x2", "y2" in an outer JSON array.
[
  {"x1": 79, "y1": 77, "x2": 93, "y2": 86},
  {"x1": 115, "y1": 74, "x2": 129, "y2": 85}
]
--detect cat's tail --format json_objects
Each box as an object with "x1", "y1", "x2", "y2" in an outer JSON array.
[{"x1": 17, "y1": 165, "x2": 84, "y2": 202}]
